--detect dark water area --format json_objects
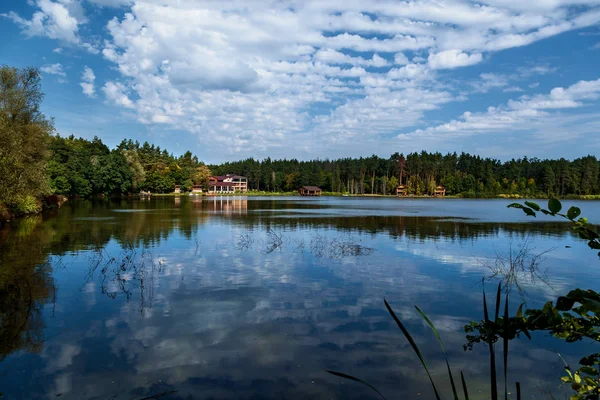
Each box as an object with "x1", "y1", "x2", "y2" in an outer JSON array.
[{"x1": 1, "y1": 197, "x2": 599, "y2": 399}]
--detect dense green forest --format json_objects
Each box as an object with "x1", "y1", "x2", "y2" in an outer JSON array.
[
  {"x1": 43, "y1": 135, "x2": 600, "y2": 198},
  {"x1": 210, "y1": 153, "x2": 600, "y2": 196},
  {"x1": 47, "y1": 136, "x2": 211, "y2": 197},
  {"x1": 2, "y1": 65, "x2": 600, "y2": 219}
]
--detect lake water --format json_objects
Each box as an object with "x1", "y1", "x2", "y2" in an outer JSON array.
[{"x1": 1, "y1": 197, "x2": 599, "y2": 399}]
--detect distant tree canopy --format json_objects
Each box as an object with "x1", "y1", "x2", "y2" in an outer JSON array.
[
  {"x1": 47, "y1": 137, "x2": 212, "y2": 196},
  {"x1": 0, "y1": 66, "x2": 53, "y2": 210},
  {"x1": 16, "y1": 133, "x2": 600, "y2": 198},
  {"x1": 210, "y1": 152, "x2": 600, "y2": 196}
]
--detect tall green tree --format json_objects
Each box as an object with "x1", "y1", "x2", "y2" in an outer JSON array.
[{"x1": 0, "y1": 66, "x2": 53, "y2": 211}]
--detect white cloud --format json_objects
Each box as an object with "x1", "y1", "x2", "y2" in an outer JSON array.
[
  {"x1": 6, "y1": 0, "x2": 79, "y2": 43},
  {"x1": 40, "y1": 63, "x2": 67, "y2": 83},
  {"x1": 470, "y1": 73, "x2": 509, "y2": 93},
  {"x1": 80, "y1": 66, "x2": 96, "y2": 97},
  {"x1": 402, "y1": 78, "x2": 600, "y2": 142},
  {"x1": 428, "y1": 50, "x2": 483, "y2": 69},
  {"x1": 393, "y1": 53, "x2": 409, "y2": 65},
  {"x1": 467, "y1": 65, "x2": 556, "y2": 94},
  {"x1": 87, "y1": 0, "x2": 133, "y2": 6},
  {"x1": 503, "y1": 86, "x2": 524, "y2": 93},
  {"x1": 102, "y1": 81, "x2": 134, "y2": 108},
  {"x1": 314, "y1": 49, "x2": 390, "y2": 68},
  {"x1": 3, "y1": 0, "x2": 97, "y2": 52},
  {"x1": 41, "y1": 63, "x2": 66, "y2": 77}
]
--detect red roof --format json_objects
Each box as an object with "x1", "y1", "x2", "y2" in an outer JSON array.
[
  {"x1": 300, "y1": 186, "x2": 322, "y2": 191},
  {"x1": 210, "y1": 174, "x2": 246, "y2": 181},
  {"x1": 209, "y1": 182, "x2": 236, "y2": 187}
]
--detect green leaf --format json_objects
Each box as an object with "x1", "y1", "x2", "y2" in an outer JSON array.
[
  {"x1": 585, "y1": 229, "x2": 599, "y2": 240},
  {"x1": 384, "y1": 299, "x2": 441, "y2": 400},
  {"x1": 525, "y1": 201, "x2": 541, "y2": 211},
  {"x1": 548, "y1": 199, "x2": 562, "y2": 214},
  {"x1": 579, "y1": 354, "x2": 599, "y2": 366},
  {"x1": 588, "y1": 241, "x2": 600, "y2": 250},
  {"x1": 326, "y1": 370, "x2": 387, "y2": 400},
  {"x1": 507, "y1": 203, "x2": 523, "y2": 209},
  {"x1": 579, "y1": 367, "x2": 597, "y2": 376},
  {"x1": 556, "y1": 296, "x2": 576, "y2": 311},
  {"x1": 494, "y1": 282, "x2": 502, "y2": 324},
  {"x1": 522, "y1": 207, "x2": 536, "y2": 217},
  {"x1": 415, "y1": 306, "x2": 460, "y2": 400},
  {"x1": 461, "y1": 371, "x2": 470, "y2": 400},
  {"x1": 567, "y1": 207, "x2": 581, "y2": 220},
  {"x1": 503, "y1": 295, "x2": 509, "y2": 400}
]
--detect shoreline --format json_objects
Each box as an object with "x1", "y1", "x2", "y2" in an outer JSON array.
[
  {"x1": 0, "y1": 195, "x2": 68, "y2": 225},
  {"x1": 145, "y1": 192, "x2": 600, "y2": 200}
]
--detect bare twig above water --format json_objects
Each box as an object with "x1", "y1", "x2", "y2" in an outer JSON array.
[
  {"x1": 236, "y1": 232, "x2": 254, "y2": 251},
  {"x1": 194, "y1": 238, "x2": 201, "y2": 256},
  {"x1": 236, "y1": 230, "x2": 374, "y2": 259},
  {"x1": 263, "y1": 229, "x2": 285, "y2": 254},
  {"x1": 293, "y1": 238, "x2": 306, "y2": 253},
  {"x1": 85, "y1": 246, "x2": 161, "y2": 315},
  {"x1": 479, "y1": 237, "x2": 555, "y2": 299}
]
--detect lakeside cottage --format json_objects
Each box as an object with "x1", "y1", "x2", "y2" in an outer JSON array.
[
  {"x1": 174, "y1": 185, "x2": 181, "y2": 194},
  {"x1": 191, "y1": 185, "x2": 203, "y2": 194},
  {"x1": 208, "y1": 175, "x2": 248, "y2": 194},
  {"x1": 299, "y1": 186, "x2": 322, "y2": 196},
  {"x1": 435, "y1": 185, "x2": 446, "y2": 197},
  {"x1": 396, "y1": 185, "x2": 407, "y2": 197}
]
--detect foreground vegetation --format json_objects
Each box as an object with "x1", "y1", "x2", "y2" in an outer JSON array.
[{"x1": 328, "y1": 199, "x2": 600, "y2": 400}]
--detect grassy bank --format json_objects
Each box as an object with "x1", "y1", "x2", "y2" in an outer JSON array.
[
  {"x1": 0, "y1": 195, "x2": 68, "y2": 225},
  {"x1": 144, "y1": 191, "x2": 600, "y2": 200}
]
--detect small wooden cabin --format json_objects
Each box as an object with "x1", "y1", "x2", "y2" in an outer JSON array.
[
  {"x1": 396, "y1": 185, "x2": 407, "y2": 197},
  {"x1": 174, "y1": 185, "x2": 181, "y2": 194},
  {"x1": 434, "y1": 185, "x2": 446, "y2": 197},
  {"x1": 299, "y1": 186, "x2": 322, "y2": 196},
  {"x1": 192, "y1": 185, "x2": 203, "y2": 194}
]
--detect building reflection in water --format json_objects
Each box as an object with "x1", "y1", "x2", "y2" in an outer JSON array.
[{"x1": 208, "y1": 196, "x2": 248, "y2": 215}]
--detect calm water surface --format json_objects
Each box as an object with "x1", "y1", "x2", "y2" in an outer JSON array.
[{"x1": 1, "y1": 197, "x2": 599, "y2": 399}]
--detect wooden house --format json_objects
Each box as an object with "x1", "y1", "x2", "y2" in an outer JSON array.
[
  {"x1": 434, "y1": 185, "x2": 446, "y2": 197},
  {"x1": 174, "y1": 185, "x2": 181, "y2": 194},
  {"x1": 208, "y1": 175, "x2": 248, "y2": 194},
  {"x1": 299, "y1": 186, "x2": 322, "y2": 196},
  {"x1": 191, "y1": 185, "x2": 203, "y2": 194},
  {"x1": 396, "y1": 185, "x2": 407, "y2": 196}
]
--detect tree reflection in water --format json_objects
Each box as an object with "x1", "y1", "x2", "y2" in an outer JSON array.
[{"x1": 0, "y1": 216, "x2": 55, "y2": 361}]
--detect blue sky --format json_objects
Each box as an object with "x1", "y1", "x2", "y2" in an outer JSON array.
[{"x1": 1, "y1": 0, "x2": 600, "y2": 163}]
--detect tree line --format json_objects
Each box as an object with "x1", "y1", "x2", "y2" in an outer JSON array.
[
  {"x1": 47, "y1": 136, "x2": 211, "y2": 197},
  {"x1": 2, "y1": 65, "x2": 600, "y2": 218},
  {"x1": 45, "y1": 138, "x2": 600, "y2": 198},
  {"x1": 210, "y1": 152, "x2": 600, "y2": 197}
]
